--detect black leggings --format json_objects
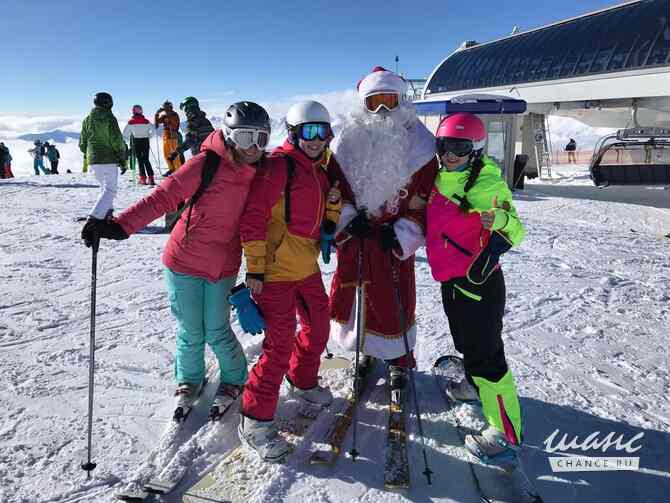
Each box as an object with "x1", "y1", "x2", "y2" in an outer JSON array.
[
  {"x1": 133, "y1": 138, "x2": 153, "y2": 178},
  {"x1": 441, "y1": 269, "x2": 508, "y2": 384}
]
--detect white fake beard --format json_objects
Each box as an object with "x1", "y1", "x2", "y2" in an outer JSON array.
[{"x1": 332, "y1": 104, "x2": 417, "y2": 218}]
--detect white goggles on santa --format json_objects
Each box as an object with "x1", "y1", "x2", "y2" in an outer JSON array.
[
  {"x1": 364, "y1": 92, "x2": 401, "y2": 113},
  {"x1": 225, "y1": 127, "x2": 270, "y2": 150}
]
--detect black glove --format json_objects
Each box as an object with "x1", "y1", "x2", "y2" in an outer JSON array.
[
  {"x1": 346, "y1": 211, "x2": 372, "y2": 239},
  {"x1": 379, "y1": 223, "x2": 401, "y2": 254},
  {"x1": 168, "y1": 152, "x2": 178, "y2": 162},
  {"x1": 81, "y1": 218, "x2": 129, "y2": 248},
  {"x1": 466, "y1": 231, "x2": 512, "y2": 285}
]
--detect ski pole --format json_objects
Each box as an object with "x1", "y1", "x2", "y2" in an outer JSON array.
[
  {"x1": 390, "y1": 253, "x2": 433, "y2": 485},
  {"x1": 81, "y1": 232, "x2": 100, "y2": 479},
  {"x1": 154, "y1": 127, "x2": 162, "y2": 174},
  {"x1": 348, "y1": 210, "x2": 367, "y2": 461}
]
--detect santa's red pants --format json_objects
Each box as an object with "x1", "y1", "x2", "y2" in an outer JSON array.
[{"x1": 242, "y1": 272, "x2": 330, "y2": 420}]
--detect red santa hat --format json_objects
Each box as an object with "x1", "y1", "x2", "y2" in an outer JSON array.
[{"x1": 357, "y1": 66, "x2": 407, "y2": 98}]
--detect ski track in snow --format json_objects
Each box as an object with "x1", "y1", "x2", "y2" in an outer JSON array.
[{"x1": 1, "y1": 168, "x2": 670, "y2": 502}]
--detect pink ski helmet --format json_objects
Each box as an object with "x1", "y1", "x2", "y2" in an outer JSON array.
[
  {"x1": 132, "y1": 104, "x2": 143, "y2": 115},
  {"x1": 436, "y1": 113, "x2": 487, "y2": 151}
]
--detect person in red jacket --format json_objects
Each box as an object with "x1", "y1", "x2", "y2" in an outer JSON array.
[
  {"x1": 80, "y1": 102, "x2": 272, "y2": 421},
  {"x1": 123, "y1": 105, "x2": 156, "y2": 185},
  {"x1": 238, "y1": 100, "x2": 343, "y2": 462}
]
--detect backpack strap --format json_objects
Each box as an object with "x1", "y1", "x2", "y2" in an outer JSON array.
[
  {"x1": 283, "y1": 155, "x2": 295, "y2": 224},
  {"x1": 184, "y1": 150, "x2": 221, "y2": 239}
]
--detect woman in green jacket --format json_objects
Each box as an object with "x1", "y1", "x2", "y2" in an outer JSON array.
[
  {"x1": 79, "y1": 92, "x2": 127, "y2": 220},
  {"x1": 426, "y1": 112, "x2": 525, "y2": 464}
]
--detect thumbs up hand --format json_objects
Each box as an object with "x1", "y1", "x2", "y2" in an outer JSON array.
[{"x1": 481, "y1": 196, "x2": 509, "y2": 231}]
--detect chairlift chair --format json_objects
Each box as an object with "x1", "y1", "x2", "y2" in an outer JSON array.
[{"x1": 590, "y1": 127, "x2": 670, "y2": 187}]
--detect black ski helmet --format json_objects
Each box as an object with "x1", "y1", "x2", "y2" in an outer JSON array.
[
  {"x1": 94, "y1": 92, "x2": 113, "y2": 110},
  {"x1": 180, "y1": 96, "x2": 199, "y2": 111},
  {"x1": 223, "y1": 102, "x2": 271, "y2": 132}
]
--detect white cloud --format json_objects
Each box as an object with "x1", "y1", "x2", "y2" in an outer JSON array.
[{"x1": 0, "y1": 114, "x2": 84, "y2": 139}]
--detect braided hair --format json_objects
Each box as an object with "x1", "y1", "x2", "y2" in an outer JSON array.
[{"x1": 456, "y1": 151, "x2": 484, "y2": 213}]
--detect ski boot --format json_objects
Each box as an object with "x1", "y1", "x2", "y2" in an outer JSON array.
[
  {"x1": 445, "y1": 377, "x2": 481, "y2": 404},
  {"x1": 138, "y1": 175, "x2": 147, "y2": 185},
  {"x1": 465, "y1": 425, "x2": 520, "y2": 466},
  {"x1": 289, "y1": 381, "x2": 333, "y2": 418},
  {"x1": 238, "y1": 414, "x2": 291, "y2": 463},
  {"x1": 387, "y1": 365, "x2": 407, "y2": 391},
  {"x1": 173, "y1": 381, "x2": 205, "y2": 422},
  {"x1": 209, "y1": 383, "x2": 243, "y2": 421},
  {"x1": 148, "y1": 175, "x2": 156, "y2": 186}
]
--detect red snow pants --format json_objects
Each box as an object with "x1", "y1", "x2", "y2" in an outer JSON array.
[{"x1": 242, "y1": 272, "x2": 330, "y2": 420}]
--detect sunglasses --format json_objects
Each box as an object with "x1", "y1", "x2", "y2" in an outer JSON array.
[
  {"x1": 228, "y1": 128, "x2": 269, "y2": 150},
  {"x1": 436, "y1": 137, "x2": 474, "y2": 158},
  {"x1": 364, "y1": 92, "x2": 400, "y2": 113},
  {"x1": 298, "y1": 123, "x2": 332, "y2": 142}
]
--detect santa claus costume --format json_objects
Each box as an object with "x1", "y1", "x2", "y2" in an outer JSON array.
[{"x1": 329, "y1": 67, "x2": 438, "y2": 376}]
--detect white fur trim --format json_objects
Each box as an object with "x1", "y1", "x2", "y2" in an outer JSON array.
[
  {"x1": 392, "y1": 218, "x2": 424, "y2": 261},
  {"x1": 407, "y1": 117, "x2": 438, "y2": 173},
  {"x1": 358, "y1": 70, "x2": 407, "y2": 99},
  {"x1": 335, "y1": 202, "x2": 358, "y2": 238},
  {"x1": 330, "y1": 317, "x2": 416, "y2": 361}
]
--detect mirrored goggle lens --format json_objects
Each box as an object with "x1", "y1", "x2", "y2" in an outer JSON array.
[
  {"x1": 231, "y1": 129, "x2": 269, "y2": 149},
  {"x1": 364, "y1": 93, "x2": 400, "y2": 112},
  {"x1": 437, "y1": 137, "x2": 474, "y2": 157},
  {"x1": 299, "y1": 123, "x2": 332, "y2": 141}
]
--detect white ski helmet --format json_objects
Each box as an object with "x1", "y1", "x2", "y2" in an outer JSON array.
[{"x1": 286, "y1": 100, "x2": 331, "y2": 127}]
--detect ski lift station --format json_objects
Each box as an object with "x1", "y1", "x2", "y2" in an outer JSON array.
[{"x1": 413, "y1": 0, "x2": 670, "y2": 188}]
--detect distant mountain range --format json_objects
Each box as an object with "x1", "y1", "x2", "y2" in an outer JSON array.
[
  {"x1": 17, "y1": 130, "x2": 80, "y2": 143},
  {"x1": 14, "y1": 116, "x2": 286, "y2": 145}
]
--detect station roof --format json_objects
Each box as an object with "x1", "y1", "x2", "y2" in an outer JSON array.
[{"x1": 424, "y1": 0, "x2": 670, "y2": 96}]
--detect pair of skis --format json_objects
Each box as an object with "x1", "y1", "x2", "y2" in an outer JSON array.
[
  {"x1": 116, "y1": 365, "x2": 238, "y2": 501},
  {"x1": 433, "y1": 355, "x2": 544, "y2": 503},
  {"x1": 309, "y1": 360, "x2": 410, "y2": 490}
]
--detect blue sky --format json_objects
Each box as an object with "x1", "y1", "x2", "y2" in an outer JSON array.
[{"x1": 2, "y1": 0, "x2": 620, "y2": 117}]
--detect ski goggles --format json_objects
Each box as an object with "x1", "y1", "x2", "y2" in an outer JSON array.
[
  {"x1": 298, "y1": 123, "x2": 333, "y2": 142},
  {"x1": 436, "y1": 137, "x2": 474, "y2": 158},
  {"x1": 364, "y1": 92, "x2": 401, "y2": 113},
  {"x1": 227, "y1": 127, "x2": 270, "y2": 150}
]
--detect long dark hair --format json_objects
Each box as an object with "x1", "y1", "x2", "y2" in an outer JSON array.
[{"x1": 456, "y1": 152, "x2": 484, "y2": 212}]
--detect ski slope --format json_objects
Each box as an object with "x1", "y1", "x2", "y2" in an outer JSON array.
[{"x1": 1, "y1": 165, "x2": 670, "y2": 503}]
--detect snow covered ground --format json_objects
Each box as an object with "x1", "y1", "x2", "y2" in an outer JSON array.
[{"x1": 1, "y1": 162, "x2": 670, "y2": 503}]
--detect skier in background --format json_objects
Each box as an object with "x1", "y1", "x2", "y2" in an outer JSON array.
[
  {"x1": 155, "y1": 100, "x2": 183, "y2": 174},
  {"x1": 80, "y1": 102, "x2": 272, "y2": 423},
  {"x1": 168, "y1": 96, "x2": 214, "y2": 161},
  {"x1": 123, "y1": 105, "x2": 156, "y2": 185},
  {"x1": 565, "y1": 138, "x2": 577, "y2": 164},
  {"x1": 28, "y1": 140, "x2": 50, "y2": 175},
  {"x1": 426, "y1": 112, "x2": 525, "y2": 463},
  {"x1": 45, "y1": 142, "x2": 60, "y2": 174},
  {"x1": 0, "y1": 143, "x2": 14, "y2": 178},
  {"x1": 328, "y1": 66, "x2": 438, "y2": 390},
  {"x1": 79, "y1": 92, "x2": 127, "y2": 221}
]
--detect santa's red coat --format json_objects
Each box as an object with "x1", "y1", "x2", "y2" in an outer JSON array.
[{"x1": 329, "y1": 157, "x2": 439, "y2": 339}]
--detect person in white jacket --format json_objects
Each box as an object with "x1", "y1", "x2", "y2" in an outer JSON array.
[{"x1": 123, "y1": 105, "x2": 155, "y2": 185}]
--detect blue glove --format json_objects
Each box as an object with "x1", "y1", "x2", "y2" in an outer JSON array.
[
  {"x1": 320, "y1": 221, "x2": 336, "y2": 264},
  {"x1": 229, "y1": 285, "x2": 265, "y2": 335}
]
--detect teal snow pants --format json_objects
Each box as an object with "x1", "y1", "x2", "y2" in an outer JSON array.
[{"x1": 164, "y1": 268, "x2": 248, "y2": 386}]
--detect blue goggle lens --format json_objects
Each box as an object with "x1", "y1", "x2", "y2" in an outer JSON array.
[{"x1": 299, "y1": 123, "x2": 332, "y2": 141}]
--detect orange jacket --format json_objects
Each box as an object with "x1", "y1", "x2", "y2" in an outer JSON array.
[
  {"x1": 241, "y1": 141, "x2": 342, "y2": 282},
  {"x1": 155, "y1": 110, "x2": 181, "y2": 138}
]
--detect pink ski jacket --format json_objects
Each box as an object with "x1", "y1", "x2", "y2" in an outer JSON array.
[{"x1": 117, "y1": 130, "x2": 259, "y2": 282}]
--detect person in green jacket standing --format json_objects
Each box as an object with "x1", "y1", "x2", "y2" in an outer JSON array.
[
  {"x1": 426, "y1": 113, "x2": 526, "y2": 464},
  {"x1": 79, "y1": 92, "x2": 127, "y2": 220}
]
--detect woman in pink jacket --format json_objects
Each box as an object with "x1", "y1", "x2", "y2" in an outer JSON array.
[{"x1": 81, "y1": 102, "x2": 272, "y2": 421}]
